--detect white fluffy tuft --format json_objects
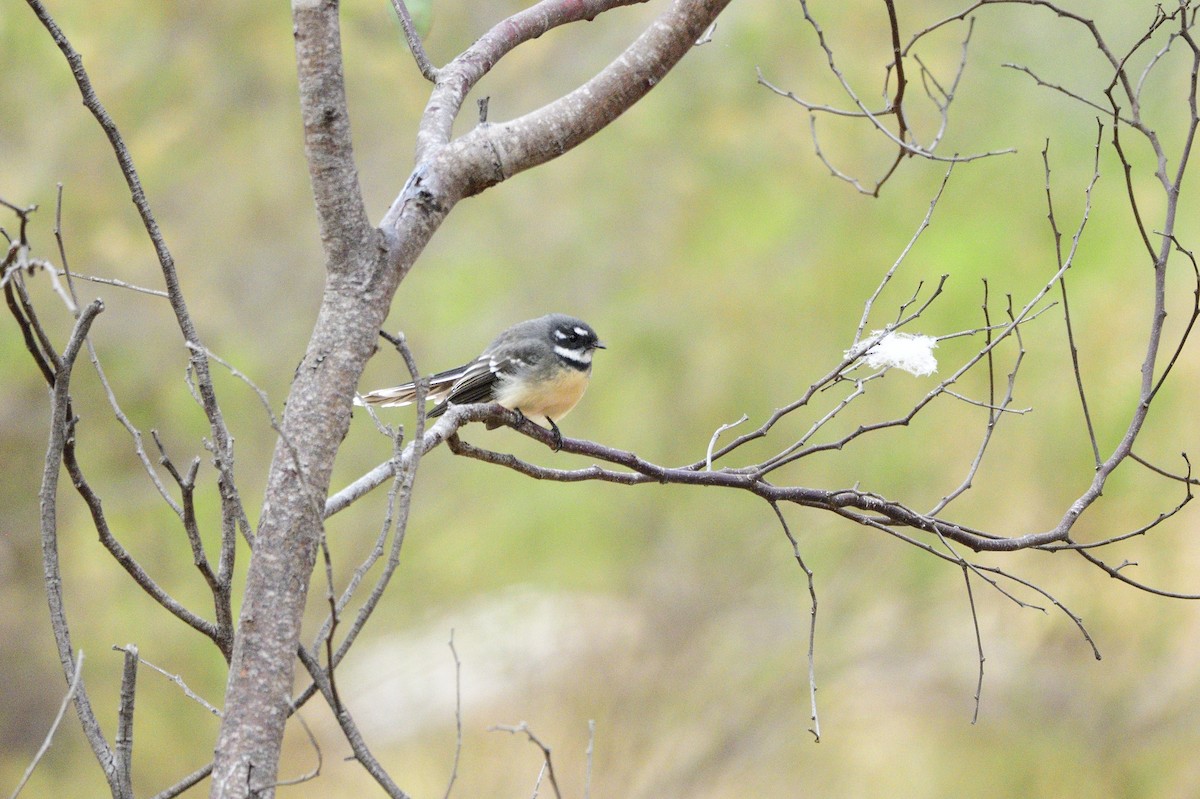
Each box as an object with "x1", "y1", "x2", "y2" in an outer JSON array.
[{"x1": 849, "y1": 330, "x2": 939, "y2": 377}]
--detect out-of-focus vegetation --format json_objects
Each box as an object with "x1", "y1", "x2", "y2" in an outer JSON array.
[{"x1": 3, "y1": 1, "x2": 1199, "y2": 796}]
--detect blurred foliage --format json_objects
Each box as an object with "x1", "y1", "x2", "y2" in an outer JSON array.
[{"x1": 3, "y1": 0, "x2": 1200, "y2": 797}]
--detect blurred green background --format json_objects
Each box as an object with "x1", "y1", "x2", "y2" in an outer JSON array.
[{"x1": 4, "y1": 0, "x2": 1200, "y2": 796}]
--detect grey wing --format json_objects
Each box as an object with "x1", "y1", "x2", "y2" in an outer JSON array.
[
  {"x1": 435, "y1": 342, "x2": 543, "y2": 413},
  {"x1": 433, "y1": 355, "x2": 504, "y2": 413}
]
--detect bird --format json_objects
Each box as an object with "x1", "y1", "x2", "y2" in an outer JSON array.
[{"x1": 357, "y1": 314, "x2": 604, "y2": 449}]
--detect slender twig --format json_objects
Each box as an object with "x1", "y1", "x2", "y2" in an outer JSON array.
[
  {"x1": 705, "y1": 414, "x2": 748, "y2": 470},
  {"x1": 54, "y1": 268, "x2": 169, "y2": 298},
  {"x1": 961, "y1": 566, "x2": 985, "y2": 724},
  {"x1": 929, "y1": 292, "x2": 1028, "y2": 515},
  {"x1": 531, "y1": 762, "x2": 548, "y2": 799},
  {"x1": 757, "y1": 1, "x2": 1013, "y2": 195},
  {"x1": 295, "y1": 647, "x2": 412, "y2": 799},
  {"x1": 25, "y1": 0, "x2": 248, "y2": 585},
  {"x1": 443, "y1": 630, "x2": 463, "y2": 799},
  {"x1": 310, "y1": 330, "x2": 426, "y2": 664},
  {"x1": 1002, "y1": 63, "x2": 1130, "y2": 122},
  {"x1": 148, "y1": 765, "x2": 213, "y2": 799},
  {"x1": 855, "y1": 164, "x2": 955, "y2": 345},
  {"x1": 150, "y1": 432, "x2": 224, "y2": 608},
  {"x1": 5, "y1": 256, "x2": 62, "y2": 383},
  {"x1": 770, "y1": 502, "x2": 820, "y2": 742},
  {"x1": 114, "y1": 645, "x2": 222, "y2": 717},
  {"x1": 1073, "y1": 547, "x2": 1200, "y2": 600},
  {"x1": 8, "y1": 650, "x2": 85, "y2": 799},
  {"x1": 490, "y1": 723, "x2": 562, "y2": 799},
  {"x1": 391, "y1": 0, "x2": 439, "y2": 81},
  {"x1": 913, "y1": 17, "x2": 975, "y2": 150},
  {"x1": 320, "y1": 534, "x2": 343, "y2": 713},
  {"x1": 36, "y1": 298, "x2": 126, "y2": 795},
  {"x1": 1129, "y1": 451, "x2": 1199, "y2": 486},
  {"x1": 941, "y1": 390, "x2": 1029, "y2": 414},
  {"x1": 272, "y1": 704, "x2": 323, "y2": 787},
  {"x1": 1043, "y1": 133, "x2": 1102, "y2": 467},
  {"x1": 1147, "y1": 237, "x2": 1200, "y2": 404}
]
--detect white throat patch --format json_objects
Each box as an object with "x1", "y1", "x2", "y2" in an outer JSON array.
[{"x1": 554, "y1": 345, "x2": 593, "y2": 366}]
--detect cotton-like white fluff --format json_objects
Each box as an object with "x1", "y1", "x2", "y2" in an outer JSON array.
[{"x1": 849, "y1": 330, "x2": 939, "y2": 377}]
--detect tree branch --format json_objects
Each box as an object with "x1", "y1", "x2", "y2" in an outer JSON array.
[
  {"x1": 36, "y1": 299, "x2": 129, "y2": 797},
  {"x1": 24, "y1": 0, "x2": 249, "y2": 592},
  {"x1": 401, "y1": 0, "x2": 733, "y2": 211},
  {"x1": 412, "y1": 0, "x2": 652, "y2": 163},
  {"x1": 391, "y1": 0, "x2": 439, "y2": 81}
]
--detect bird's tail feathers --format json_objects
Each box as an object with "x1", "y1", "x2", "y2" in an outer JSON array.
[{"x1": 356, "y1": 384, "x2": 420, "y2": 407}]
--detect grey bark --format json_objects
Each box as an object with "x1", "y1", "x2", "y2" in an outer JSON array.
[{"x1": 209, "y1": 1, "x2": 734, "y2": 796}]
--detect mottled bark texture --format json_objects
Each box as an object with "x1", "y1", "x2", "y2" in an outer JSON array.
[{"x1": 209, "y1": 0, "x2": 732, "y2": 795}]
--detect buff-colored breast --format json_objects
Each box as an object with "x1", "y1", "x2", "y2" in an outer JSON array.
[{"x1": 492, "y1": 367, "x2": 592, "y2": 422}]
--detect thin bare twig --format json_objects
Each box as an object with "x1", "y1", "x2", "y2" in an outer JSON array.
[
  {"x1": 490, "y1": 723, "x2": 563, "y2": 799},
  {"x1": 114, "y1": 645, "x2": 222, "y2": 717},
  {"x1": 35, "y1": 297, "x2": 127, "y2": 796},
  {"x1": 390, "y1": 0, "x2": 439, "y2": 81},
  {"x1": 1149, "y1": 236, "x2": 1200, "y2": 402},
  {"x1": 443, "y1": 630, "x2": 463, "y2": 799},
  {"x1": 148, "y1": 765, "x2": 213, "y2": 799},
  {"x1": 319, "y1": 534, "x2": 343, "y2": 714},
  {"x1": 531, "y1": 762, "x2": 549, "y2": 799},
  {"x1": 8, "y1": 650, "x2": 85, "y2": 799},
  {"x1": 770, "y1": 502, "x2": 820, "y2": 742},
  {"x1": 1043, "y1": 132, "x2": 1103, "y2": 467},
  {"x1": 757, "y1": 2, "x2": 1013, "y2": 194},
  {"x1": 706, "y1": 414, "x2": 748, "y2": 470},
  {"x1": 295, "y1": 647, "x2": 412, "y2": 799},
  {"x1": 310, "y1": 331, "x2": 427, "y2": 666},
  {"x1": 293, "y1": 331, "x2": 428, "y2": 798},
  {"x1": 54, "y1": 268, "x2": 169, "y2": 298},
  {"x1": 961, "y1": 567, "x2": 985, "y2": 724},
  {"x1": 929, "y1": 291, "x2": 1028, "y2": 515},
  {"x1": 855, "y1": 163, "x2": 955, "y2": 345},
  {"x1": 150, "y1": 431, "x2": 229, "y2": 627},
  {"x1": 25, "y1": 0, "x2": 249, "y2": 593},
  {"x1": 272, "y1": 704, "x2": 323, "y2": 788},
  {"x1": 1129, "y1": 451, "x2": 1199, "y2": 486}
]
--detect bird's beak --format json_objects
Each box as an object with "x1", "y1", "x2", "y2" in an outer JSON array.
[{"x1": 592, "y1": 341, "x2": 606, "y2": 350}]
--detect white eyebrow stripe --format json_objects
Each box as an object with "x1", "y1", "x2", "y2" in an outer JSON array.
[
  {"x1": 554, "y1": 329, "x2": 570, "y2": 339},
  {"x1": 573, "y1": 326, "x2": 589, "y2": 336}
]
